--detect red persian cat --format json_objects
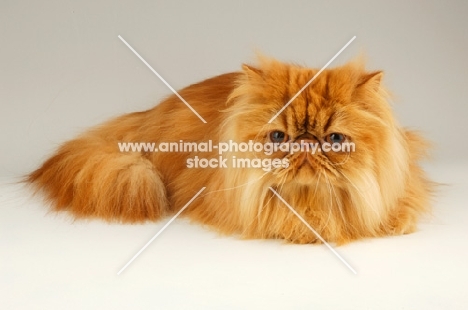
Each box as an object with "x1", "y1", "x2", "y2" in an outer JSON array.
[{"x1": 28, "y1": 57, "x2": 433, "y2": 244}]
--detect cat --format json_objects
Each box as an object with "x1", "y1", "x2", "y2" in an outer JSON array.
[{"x1": 27, "y1": 56, "x2": 433, "y2": 244}]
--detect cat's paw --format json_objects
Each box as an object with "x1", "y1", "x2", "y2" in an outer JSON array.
[{"x1": 286, "y1": 235, "x2": 320, "y2": 244}]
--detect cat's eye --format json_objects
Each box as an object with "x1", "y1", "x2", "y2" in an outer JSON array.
[
  {"x1": 269, "y1": 131, "x2": 288, "y2": 143},
  {"x1": 326, "y1": 133, "x2": 345, "y2": 144}
]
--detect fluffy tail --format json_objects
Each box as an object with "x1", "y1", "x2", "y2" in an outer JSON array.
[{"x1": 27, "y1": 133, "x2": 168, "y2": 223}]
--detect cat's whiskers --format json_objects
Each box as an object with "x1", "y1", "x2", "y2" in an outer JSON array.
[
  {"x1": 239, "y1": 170, "x2": 288, "y2": 237},
  {"x1": 258, "y1": 172, "x2": 287, "y2": 219},
  {"x1": 313, "y1": 171, "x2": 322, "y2": 198},
  {"x1": 331, "y1": 150, "x2": 351, "y2": 166}
]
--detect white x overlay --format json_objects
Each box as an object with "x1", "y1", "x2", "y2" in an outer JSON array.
[
  {"x1": 268, "y1": 36, "x2": 356, "y2": 123},
  {"x1": 118, "y1": 35, "x2": 207, "y2": 123},
  {"x1": 117, "y1": 187, "x2": 206, "y2": 275},
  {"x1": 116, "y1": 34, "x2": 357, "y2": 275},
  {"x1": 269, "y1": 187, "x2": 357, "y2": 274}
]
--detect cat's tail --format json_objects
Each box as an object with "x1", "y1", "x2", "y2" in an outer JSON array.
[{"x1": 26, "y1": 133, "x2": 168, "y2": 223}]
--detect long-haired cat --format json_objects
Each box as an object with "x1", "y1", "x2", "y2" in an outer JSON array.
[{"x1": 27, "y1": 57, "x2": 433, "y2": 244}]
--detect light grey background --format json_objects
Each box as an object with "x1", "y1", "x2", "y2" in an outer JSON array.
[
  {"x1": 1, "y1": 0, "x2": 467, "y2": 177},
  {"x1": 1, "y1": 1, "x2": 468, "y2": 309}
]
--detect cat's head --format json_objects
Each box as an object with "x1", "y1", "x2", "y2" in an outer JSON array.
[
  {"x1": 214, "y1": 56, "x2": 433, "y2": 240},
  {"x1": 221, "y1": 57, "x2": 408, "y2": 195}
]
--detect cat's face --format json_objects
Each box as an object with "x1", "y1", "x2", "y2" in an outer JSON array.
[{"x1": 224, "y1": 58, "x2": 400, "y2": 189}]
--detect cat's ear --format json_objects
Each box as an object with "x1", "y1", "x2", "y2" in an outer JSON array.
[
  {"x1": 358, "y1": 71, "x2": 383, "y2": 91},
  {"x1": 241, "y1": 64, "x2": 263, "y2": 80}
]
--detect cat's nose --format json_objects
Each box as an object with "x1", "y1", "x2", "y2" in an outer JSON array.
[
  {"x1": 295, "y1": 133, "x2": 318, "y2": 143},
  {"x1": 295, "y1": 133, "x2": 319, "y2": 151}
]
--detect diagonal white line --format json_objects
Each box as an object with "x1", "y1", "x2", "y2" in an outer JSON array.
[
  {"x1": 268, "y1": 187, "x2": 357, "y2": 274},
  {"x1": 268, "y1": 36, "x2": 356, "y2": 123},
  {"x1": 117, "y1": 187, "x2": 206, "y2": 275},
  {"x1": 118, "y1": 35, "x2": 207, "y2": 124}
]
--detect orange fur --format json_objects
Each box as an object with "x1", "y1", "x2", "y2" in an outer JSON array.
[{"x1": 27, "y1": 57, "x2": 433, "y2": 244}]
